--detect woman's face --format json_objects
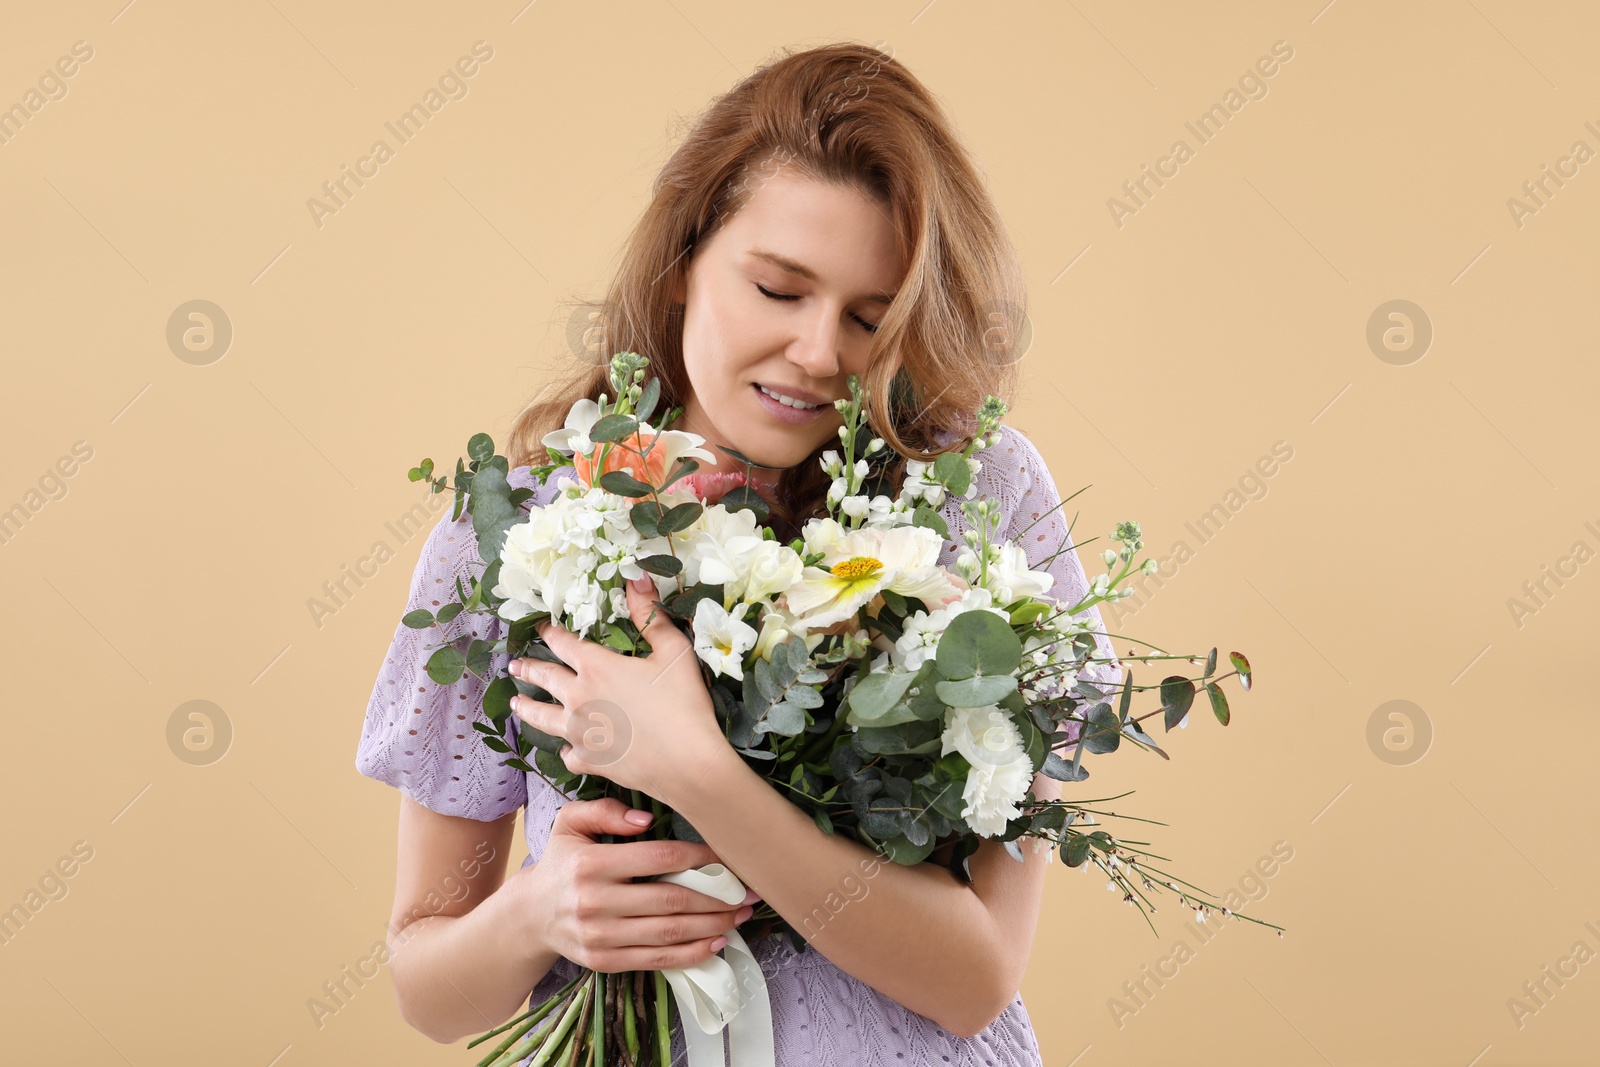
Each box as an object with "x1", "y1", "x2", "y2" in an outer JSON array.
[{"x1": 673, "y1": 168, "x2": 905, "y2": 477}]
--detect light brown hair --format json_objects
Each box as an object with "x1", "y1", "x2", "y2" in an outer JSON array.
[{"x1": 508, "y1": 40, "x2": 1027, "y2": 540}]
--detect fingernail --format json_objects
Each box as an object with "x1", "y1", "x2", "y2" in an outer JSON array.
[
  {"x1": 709, "y1": 935, "x2": 728, "y2": 952},
  {"x1": 507, "y1": 659, "x2": 521, "y2": 679},
  {"x1": 735, "y1": 905, "x2": 753, "y2": 923},
  {"x1": 633, "y1": 575, "x2": 651, "y2": 592},
  {"x1": 740, "y1": 888, "x2": 761, "y2": 906},
  {"x1": 623, "y1": 809, "x2": 652, "y2": 826}
]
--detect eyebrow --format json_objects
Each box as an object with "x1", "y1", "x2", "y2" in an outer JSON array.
[{"x1": 747, "y1": 248, "x2": 897, "y2": 305}]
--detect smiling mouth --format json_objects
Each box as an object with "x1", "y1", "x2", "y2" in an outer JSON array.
[{"x1": 755, "y1": 384, "x2": 827, "y2": 410}]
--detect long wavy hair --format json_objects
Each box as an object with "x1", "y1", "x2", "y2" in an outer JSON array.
[{"x1": 507, "y1": 40, "x2": 1028, "y2": 542}]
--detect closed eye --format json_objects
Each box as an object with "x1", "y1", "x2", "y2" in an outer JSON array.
[{"x1": 756, "y1": 283, "x2": 879, "y2": 335}]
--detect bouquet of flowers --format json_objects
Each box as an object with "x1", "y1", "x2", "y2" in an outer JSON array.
[{"x1": 401, "y1": 351, "x2": 1270, "y2": 1067}]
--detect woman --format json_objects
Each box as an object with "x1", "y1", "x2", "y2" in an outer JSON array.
[{"x1": 356, "y1": 41, "x2": 1121, "y2": 1065}]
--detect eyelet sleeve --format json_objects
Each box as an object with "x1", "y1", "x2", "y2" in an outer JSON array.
[
  {"x1": 936, "y1": 425, "x2": 1125, "y2": 747},
  {"x1": 354, "y1": 466, "x2": 563, "y2": 821}
]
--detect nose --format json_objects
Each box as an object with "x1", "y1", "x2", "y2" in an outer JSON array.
[{"x1": 786, "y1": 308, "x2": 842, "y2": 379}]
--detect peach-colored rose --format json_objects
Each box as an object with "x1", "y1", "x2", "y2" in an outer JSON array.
[{"x1": 574, "y1": 431, "x2": 670, "y2": 489}]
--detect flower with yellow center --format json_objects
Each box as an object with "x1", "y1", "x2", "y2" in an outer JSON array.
[{"x1": 781, "y1": 524, "x2": 960, "y2": 630}]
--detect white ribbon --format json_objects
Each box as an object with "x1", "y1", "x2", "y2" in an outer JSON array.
[{"x1": 654, "y1": 864, "x2": 775, "y2": 1067}]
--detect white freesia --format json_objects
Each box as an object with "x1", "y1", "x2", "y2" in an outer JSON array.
[
  {"x1": 677, "y1": 504, "x2": 760, "y2": 588},
  {"x1": 752, "y1": 600, "x2": 825, "y2": 661},
  {"x1": 739, "y1": 539, "x2": 805, "y2": 604},
  {"x1": 692, "y1": 598, "x2": 759, "y2": 681},
  {"x1": 982, "y1": 542, "x2": 1055, "y2": 603},
  {"x1": 940, "y1": 704, "x2": 1036, "y2": 837},
  {"x1": 639, "y1": 422, "x2": 719, "y2": 472},
  {"x1": 542, "y1": 398, "x2": 604, "y2": 456},
  {"x1": 493, "y1": 483, "x2": 671, "y2": 637}
]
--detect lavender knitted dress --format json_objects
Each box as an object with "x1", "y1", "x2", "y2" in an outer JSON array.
[{"x1": 356, "y1": 423, "x2": 1122, "y2": 1065}]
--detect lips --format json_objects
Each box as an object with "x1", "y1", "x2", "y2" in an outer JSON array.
[
  {"x1": 751, "y1": 383, "x2": 827, "y2": 424},
  {"x1": 755, "y1": 383, "x2": 828, "y2": 408}
]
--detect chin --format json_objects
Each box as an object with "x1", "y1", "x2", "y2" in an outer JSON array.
[{"x1": 738, "y1": 426, "x2": 830, "y2": 470}]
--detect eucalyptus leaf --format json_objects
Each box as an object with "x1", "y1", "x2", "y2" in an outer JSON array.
[
  {"x1": 1229, "y1": 651, "x2": 1253, "y2": 690},
  {"x1": 425, "y1": 645, "x2": 465, "y2": 685},
  {"x1": 912, "y1": 505, "x2": 950, "y2": 539},
  {"x1": 661, "y1": 458, "x2": 698, "y2": 491},
  {"x1": 483, "y1": 674, "x2": 517, "y2": 727},
  {"x1": 588, "y1": 413, "x2": 639, "y2": 443},
  {"x1": 631, "y1": 501, "x2": 663, "y2": 538},
  {"x1": 1160, "y1": 676, "x2": 1195, "y2": 717},
  {"x1": 656, "y1": 501, "x2": 703, "y2": 535},
  {"x1": 1041, "y1": 751, "x2": 1090, "y2": 782},
  {"x1": 1206, "y1": 682, "x2": 1231, "y2": 726},
  {"x1": 402, "y1": 609, "x2": 434, "y2": 629},
  {"x1": 466, "y1": 464, "x2": 519, "y2": 564},
  {"x1": 933, "y1": 451, "x2": 971, "y2": 496},
  {"x1": 636, "y1": 377, "x2": 661, "y2": 423},
  {"x1": 466, "y1": 433, "x2": 495, "y2": 465},
  {"x1": 1062, "y1": 835, "x2": 1092, "y2": 867},
  {"x1": 758, "y1": 701, "x2": 806, "y2": 737},
  {"x1": 846, "y1": 671, "x2": 916, "y2": 726},
  {"x1": 936, "y1": 609, "x2": 1022, "y2": 680},
  {"x1": 637, "y1": 553, "x2": 682, "y2": 577},
  {"x1": 718, "y1": 485, "x2": 770, "y2": 520},
  {"x1": 934, "y1": 674, "x2": 1016, "y2": 708},
  {"x1": 599, "y1": 470, "x2": 653, "y2": 497},
  {"x1": 1081, "y1": 702, "x2": 1122, "y2": 754}
]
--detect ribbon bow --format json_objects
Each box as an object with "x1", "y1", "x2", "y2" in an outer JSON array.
[{"x1": 654, "y1": 864, "x2": 775, "y2": 1067}]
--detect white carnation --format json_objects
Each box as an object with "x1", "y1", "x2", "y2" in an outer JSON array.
[{"x1": 940, "y1": 704, "x2": 1036, "y2": 837}]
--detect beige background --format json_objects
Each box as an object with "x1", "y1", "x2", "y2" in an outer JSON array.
[{"x1": 3, "y1": 1, "x2": 1596, "y2": 1064}]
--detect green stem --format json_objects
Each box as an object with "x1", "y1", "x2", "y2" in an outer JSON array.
[
  {"x1": 622, "y1": 971, "x2": 640, "y2": 1065},
  {"x1": 653, "y1": 969, "x2": 672, "y2": 1067},
  {"x1": 504, "y1": 979, "x2": 591, "y2": 1067},
  {"x1": 591, "y1": 971, "x2": 606, "y2": 1067},
  {"x1": 475, "y1": 975, "x2": 583, "y2": 1065}
]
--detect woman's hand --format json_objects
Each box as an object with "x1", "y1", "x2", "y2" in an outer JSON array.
[
  {"x1": 519, "y1": 798, "x2": 756, "y2": 973},
  {"x1": 509, "y1": 574, "x2": 733, "y2": 808}
]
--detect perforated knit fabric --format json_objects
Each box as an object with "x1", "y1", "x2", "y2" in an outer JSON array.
[{"x1": 356, "y1": 425, "x2": 1121, "y2": 1065}]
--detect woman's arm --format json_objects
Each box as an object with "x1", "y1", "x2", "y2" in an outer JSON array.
[
  {"x1": 384, "y1": 798, "x2": 558, "y2": 1043},
  {"x1": 670, "y1": 749, "x2": 1057, "y2": 1039}
]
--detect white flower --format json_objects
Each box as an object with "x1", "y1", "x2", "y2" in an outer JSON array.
[
  {"x1": 890, "y1": 586, "x2": 1008, "y2": 672},
  {"x1": 839, "y1": 494, "x2": 870, "y2": 520},
  {"x1": 752, "y1": 600, "x2": 824, "y2": 661},
  {"x1": 493, "y1": 488, "x2": 670, "y2": 635},
  {"x1": 798, "y1": 516, "x2": 849, "y2": 557},
  {"x1": 940, "y1": 704, "x2": 1035, "y2": 837},
  {"x1": 692, "y1": 598, "x2": 759, "y2": 680},
  {"x1": 782, "y1": 524, "x2": 958, "y2": 630},
  {"x1": 638, "y1": 422, "x2": 718, "y2": 473},
  {"x1": 739, "y1": 539, "x2": 805, "y2": 604},
  {"x1": 542, "y1": 398, "x2": 604, "y2": 456},
  {"x1": 983, "y1": 542, "x2": 1055, "y2": 603}
]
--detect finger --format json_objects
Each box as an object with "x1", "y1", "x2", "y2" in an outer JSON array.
[
  {"x1": 590, "y1": 909, "x2": 751, "y2": 950},
  {"x1": 587, "y1": 932, "x2": 733, "y2": 974},
  {"x1": 550, "y1": 798, "x2": 656, "y2": 841},
  {"x1": 605, "y1": 838, "x2": 729, "y2": 881},
  {"x1": 511, "y1": 648, "x2": 576, "y2": 698},
  {"x1": 513, "y1": 693, "x2": 570, "y2": 742},
  {"x1": 626, "y1": 574, "x2": 679, "y2": 647},
  {"x1": 534, "y1": 618, "x2": 588, "y2": 668},
  {"x1": 597, "y1": 880, "x2": 749, "y2": 918}
]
